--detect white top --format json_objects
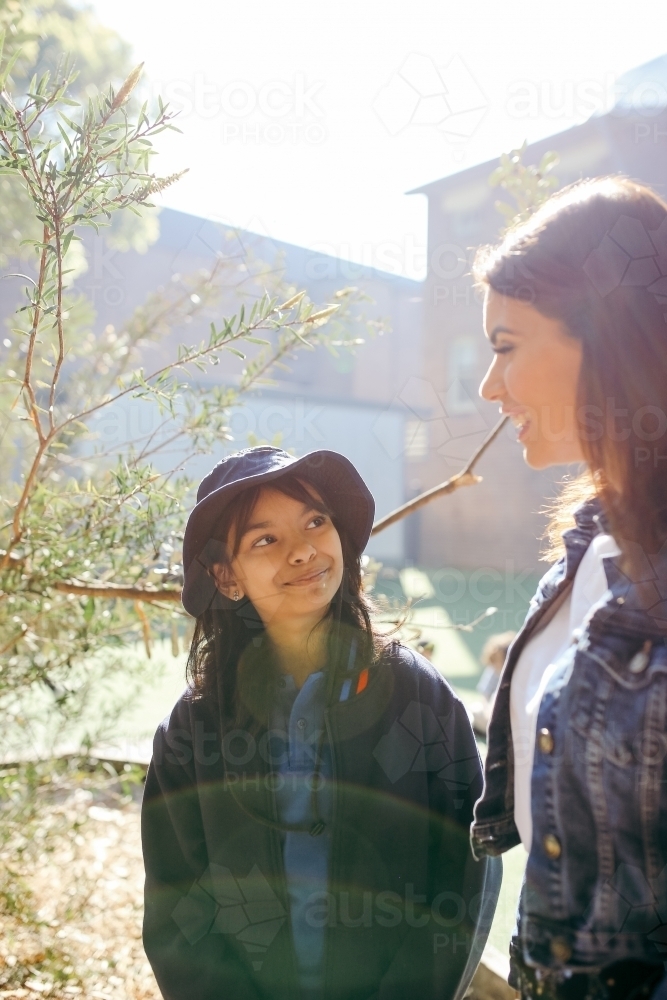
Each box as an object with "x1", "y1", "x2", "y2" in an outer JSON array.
[{"x1": 510, "y1": 532, "x2": 621, "y2": 851}]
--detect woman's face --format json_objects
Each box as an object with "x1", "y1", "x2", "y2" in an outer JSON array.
[
  {"x1": 212, "y1": 485, "x2": 344, "y2": 627},
  {"x1": 479, "y1": 289, "x2": 585, "y2": 469}
]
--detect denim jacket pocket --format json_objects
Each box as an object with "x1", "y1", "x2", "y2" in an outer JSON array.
[
  {"x1": 563, "y1": 633, "x2": 667, "y2": 897},
  {"x1": 569, "y1": 635, "x2": 667, "y2": 768}
]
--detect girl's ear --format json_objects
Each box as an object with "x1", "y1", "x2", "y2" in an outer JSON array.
[{"x1": 209, "y1": 563, "x2": 244, "y2": 601}]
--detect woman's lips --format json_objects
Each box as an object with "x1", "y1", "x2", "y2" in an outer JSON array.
[
  {"x1": 285, "y1": 567, "x2": 328, "y2": 587},
  {"x1": 506, "y1": 411, "x2": 531, "y2": 443},
  {"x1": 516, "y1": 419, "x2": 531, "y2": 443}
]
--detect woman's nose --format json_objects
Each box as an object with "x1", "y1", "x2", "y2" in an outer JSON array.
[{"x1": 479, "y1": 356, "x2": 504, "y2": 402}]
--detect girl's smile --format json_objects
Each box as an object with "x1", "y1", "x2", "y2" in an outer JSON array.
[{"x1": 284, "y1": 566, "x2": 330, "y2": 586}]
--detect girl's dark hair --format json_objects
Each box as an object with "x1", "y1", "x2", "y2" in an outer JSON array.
[
  {"x1": 186, "y1": 472, "x2": 385, "y2": 726},
  {"x1": 473, "y1": 176, "x2": 667, "y2": 561}
]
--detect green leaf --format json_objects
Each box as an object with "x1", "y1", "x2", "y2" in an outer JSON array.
[
  {"x1": 0, "y1": 47, "x2": 22, "y2": 90},
  {"x1": 83, "y1": 597, "x2": 95, "y2": 621},
  {"x1": 62, "y1": 231, "x2": 75, "y2": 257}
]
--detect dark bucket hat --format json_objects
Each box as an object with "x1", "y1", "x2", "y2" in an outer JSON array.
[{"x1": 181, "y1": 446, "x2": 375, "y2": 617}]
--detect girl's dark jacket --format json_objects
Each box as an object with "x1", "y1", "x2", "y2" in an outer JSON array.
[{"x1": 142, "y1": 642, "x2": 501, "y2": 1000}]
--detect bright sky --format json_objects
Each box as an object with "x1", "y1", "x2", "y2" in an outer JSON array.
[{"x1": 91, "y1": 0, "x2": 667, "y2": 279}]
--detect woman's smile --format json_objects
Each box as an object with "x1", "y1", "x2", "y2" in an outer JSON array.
[{"x1": 504, "y1": 408, "x2": 532, "y2": 443}]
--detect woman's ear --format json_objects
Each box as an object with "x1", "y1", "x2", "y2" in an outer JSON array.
[{"x1": 209, "y1": 563, "x2": 244, "y2": 602}]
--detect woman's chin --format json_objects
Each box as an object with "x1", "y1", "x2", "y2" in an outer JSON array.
[
  {"x1": 522, "y1": 443, "x2": 549, "y2": 469},
  {"x1": 522, "y1": 441, "x2": 584, "y2": 470}
]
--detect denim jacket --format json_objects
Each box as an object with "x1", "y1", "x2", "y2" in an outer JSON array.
[{"x1": 471, "y1": 498, "x2": 667, "y2": 974}]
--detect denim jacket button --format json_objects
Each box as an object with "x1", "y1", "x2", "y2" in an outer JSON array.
[
  {"x1": 550, "y1": 937, "x2": 572, "y2": 962},
  {"x1": 538, "y1": 728, "x2": 555, "y2": 754},
  {"x1": 629, "y1": 640, "x2": 652, "y2": 674},
  {"x1": 543, "y1": 833, "x2": 562, "y2": 859}
]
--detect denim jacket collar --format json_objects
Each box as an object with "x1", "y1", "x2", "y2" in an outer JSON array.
[{"x1": 471, "y1": 496, "x2": 604, "y2": 857}]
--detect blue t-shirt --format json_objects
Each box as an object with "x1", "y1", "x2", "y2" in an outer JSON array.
[{"x1": 269, "y1": 671, "x2": 333, "y2": 1000}]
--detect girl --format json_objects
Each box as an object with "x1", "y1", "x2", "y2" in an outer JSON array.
[
  {"x1": 471, "y1": 177, "x2": 667, "y2": 999},
  {"x1": 142, "y1": 446, "x2": 499, "y2": 1000}
]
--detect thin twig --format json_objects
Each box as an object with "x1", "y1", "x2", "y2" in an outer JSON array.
[
  {"x1": 19, "y1": 227, "x2": 49, "y2": 443},
  {"x1": 133, "y1": 600, "x2": 152, "y2": 658},
  {"x1": 48, "y1": 190, "x2": 65, "y2": 429}
]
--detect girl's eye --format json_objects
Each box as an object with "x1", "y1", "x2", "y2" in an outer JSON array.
[
  {"x1": 252, "y1": 534, "x2": 275, "y2": 548},
  {"x1": 492, "y1": 344, "x2": 513, "y2": 355},
  {"x1": 308, "y1": 514, "x2": 327, "y2": 528}
]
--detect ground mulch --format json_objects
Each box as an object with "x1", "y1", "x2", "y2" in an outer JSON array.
[{"x1": 0, "y1": 763, "x2": 160, "y2": 1000}]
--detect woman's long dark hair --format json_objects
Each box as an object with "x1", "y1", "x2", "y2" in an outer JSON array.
[
  {"x1": 474, "y1": 175, "x2": 667, "y2": 562},
  {"x1": 186, "y1": 472, "x2": 385, "y2": 728}
]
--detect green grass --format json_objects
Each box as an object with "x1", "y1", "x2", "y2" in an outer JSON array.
[
  {"x1": 376, "y1": 564, "x2": 535, "y2": 960},
  {"x1": 375, "y1": 563, "x2": 541, "y2": 692},
  {"x1": 488, "y1": 844, "x2": 526, "y2": 956}
]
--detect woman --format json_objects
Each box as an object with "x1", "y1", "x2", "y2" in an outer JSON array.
[
  {"x1": 142, "y1": 446, "x2": 499, "y2": 1000},
  {"x1": 471, "y1": 176, "x2": 667, "y2": 999}
]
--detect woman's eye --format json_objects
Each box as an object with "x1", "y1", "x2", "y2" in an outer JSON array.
[
  {"x1": 492, "y1": 344, "x2": 513, "y2": 355},
  {"x1": 308, "y1": 515, "x2": 326, "y2": 528}
]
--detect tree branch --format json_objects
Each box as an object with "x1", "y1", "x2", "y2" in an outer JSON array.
[{"x1": 54, "y1": 580, "x2": 181, "y2": 603}]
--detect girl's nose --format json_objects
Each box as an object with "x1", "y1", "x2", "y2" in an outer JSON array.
[{"x1": 289, "y1": 541, "x2": 317, "y2": 564}]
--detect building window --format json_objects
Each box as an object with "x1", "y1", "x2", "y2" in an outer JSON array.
[
  {"x1": 405, "y1": 419, "x2": 428, "y2": 459},
  {"x1": 447, "y1": 337, "x2": 478, "y2": 414}
]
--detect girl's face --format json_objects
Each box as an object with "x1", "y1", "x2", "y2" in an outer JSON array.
[
  {"x1": 479, "y1": 289, "x2": 585, "y2": 469},
  {"x1": 212, "y1": 485, "x2": 344, "y2": 627}
]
